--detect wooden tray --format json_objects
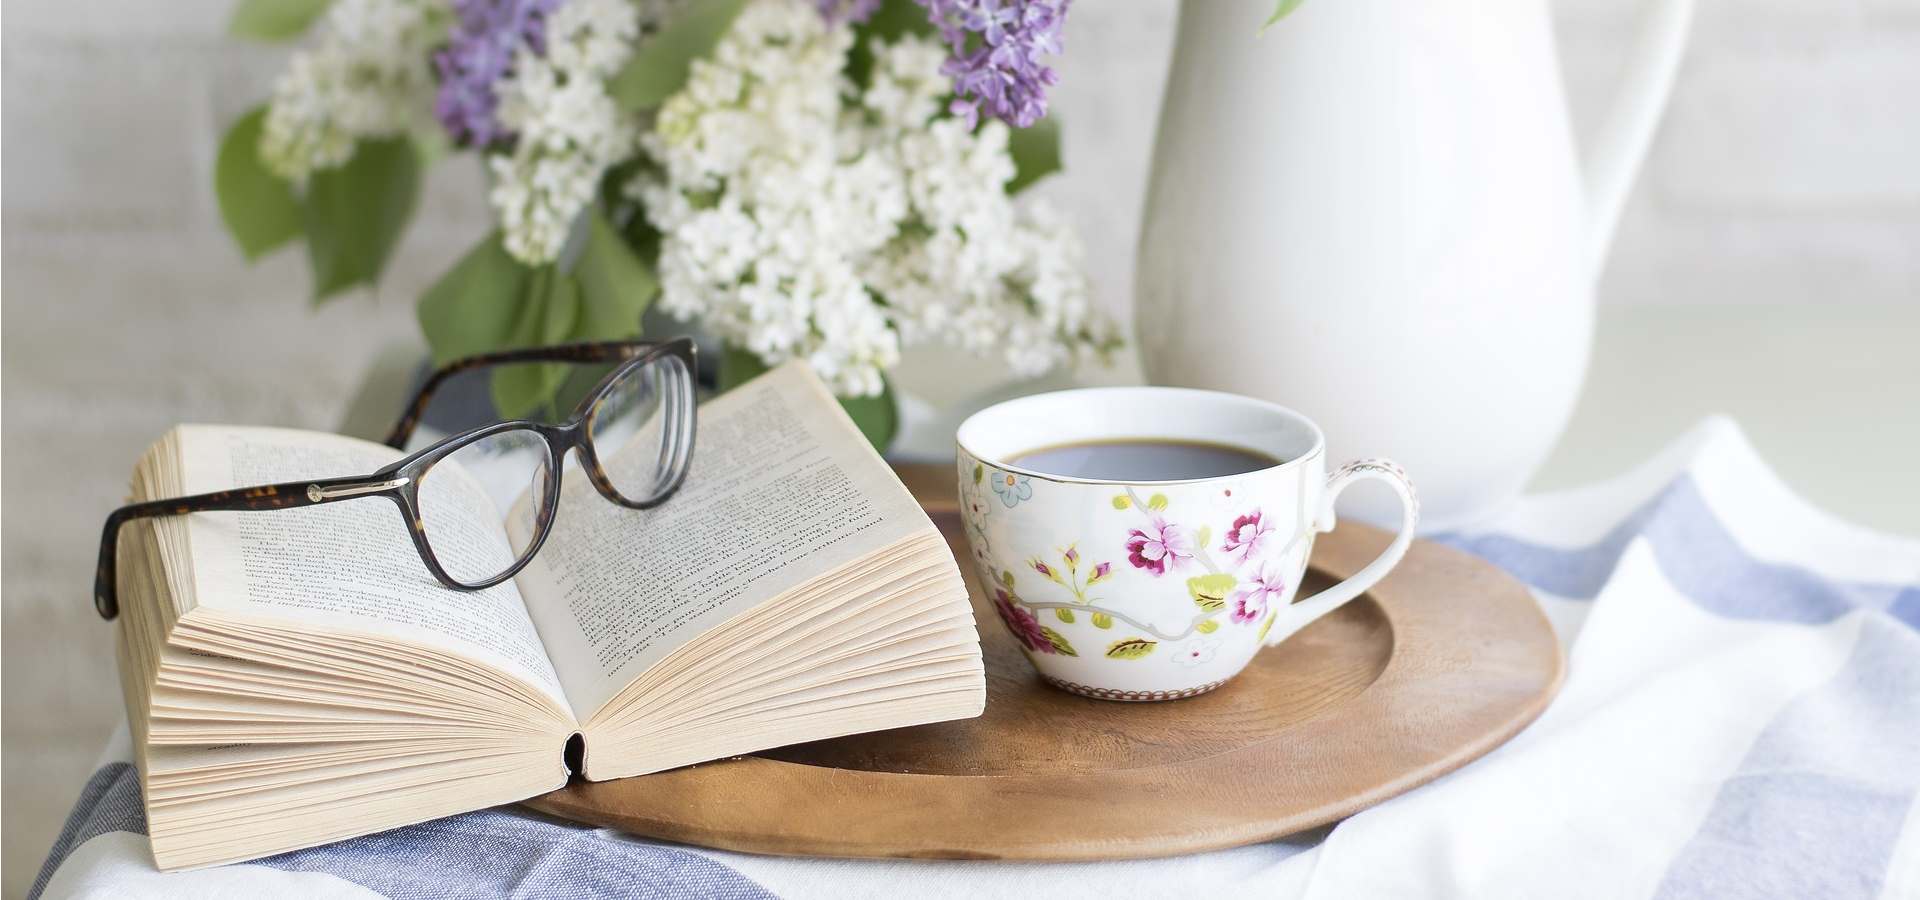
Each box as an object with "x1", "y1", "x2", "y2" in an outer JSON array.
[{"x1": 525, "y1": 465, "x2": 1563, "y2": 860}]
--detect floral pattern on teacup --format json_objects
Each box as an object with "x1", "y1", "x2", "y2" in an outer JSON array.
[
  {"x1": 1220, "y1": 509, "x2": 1277, "y2": 567},
  {"x1": 989, "y1": 471, "x2": 1033, "y2": 507},
  {"x1": 962, "y1": 461, "x2": 1294, "y2": 688},
  {"x1": 1124, "y1": 517, "x2": 1194, "y2": 576},
  {"x1": 1229, "y1": 558, "x2": 1288, "y2": 624},
  {"x1": 993, "y1": 587, "x2": 1075, "y2": 656},
  {"x1": 1028, "y1": 544, "x2": 1114, "y2": 604},
  {"x1": 1169, "y1": 638, "x2": 1220, "y2": 667}
]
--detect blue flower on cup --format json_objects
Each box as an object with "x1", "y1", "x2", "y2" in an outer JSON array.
[{"x1": 990, "y1": 471, "x2": 1033, "y2": 508}]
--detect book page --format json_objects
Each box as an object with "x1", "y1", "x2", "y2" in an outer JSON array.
[
  {"x1": 176, "y1": 425, "x2": 568, "y2": 712},
  {"x1": 508, "y1": 362, "x2": 932, "y2": 718}
]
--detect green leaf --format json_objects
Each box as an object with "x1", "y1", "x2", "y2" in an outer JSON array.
[
  {"x1": 1091, "y1": 612, "x2": 1113, "y2": 629},
  {"x1": 229, "y1": 0, "x2": 330, "y2": 41},
  {"x1": 1147, "y1": 493, "x2": 1169, "y2": 511},
  {"x1": 1000, "y1": 570, "x2": 1016, "y2": 589},
  {"x1": 1111, "y1": 495, "x2": 1131, "y2": 510},
  {"x1": 1006, "y1": 116, "x2": 1061, "y2": 194},
  {"x1": 1195, "y1": 525, "x2": 1213, "y2": 549},
  {"x1": 1196, "y1": 619, "x2": 1220, "y2": 634},
  {"x1": 303, "y1": 137, "x2": 420, "y2": 303},
  {"x1": 717, "y1": 343, "x2": 770, "y2": 391},
  {"x1": 572, "y1": 208, "x2": 656, "y2": 340},
  {"x1": 837, "y1": 376, "x2": 899, "y2": 452},
  {"x1": 1187, "y1": 573, "x2": 1236, "y2": 611},
  {"x1": 418, "y1": 232, "x2": 534, "y2": 365},
  {"x1": 972, "y1": 463, "x2": 984, "y2": 485},
  {"x1": 1256, "y1": 610, "x2": 1277, "y2": 642},
  {"x1": 1039, "y1": 627, "x2": 1078, "y2": 657},
  {"x1": 214, "y1": 107, "x2": 301, "y2": 260},
  {"x1": 608, "y1": 0, "x2": 749, "y2": 110},
  {"x1": 491, "y1": 271, "x2": 581, "y2": 418},
  {"x1": 541, "y1": 206, "x2": 654, "y2": 417},
  {"x1": 861, "y1": 0, "x2": 937, "y2": 41},
  {"x1": 1262, "y1": 0, "x2": 1307, "y2": 32},
  {"x1": 1053, "y1": 607, "x2": 1075, "y2": 624},
  {"x1": 1105, "y1": 637, "x2": 1157, "y2": 660}
]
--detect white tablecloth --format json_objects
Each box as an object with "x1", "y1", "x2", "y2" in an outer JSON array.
[{"x1": 31, "y1": 418, "x2": 1920, "y2": 899}]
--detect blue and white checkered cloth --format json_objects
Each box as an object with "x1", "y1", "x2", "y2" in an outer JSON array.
[{"x1": 32, "y1": 418, "x2": 1920, "y2": 899}]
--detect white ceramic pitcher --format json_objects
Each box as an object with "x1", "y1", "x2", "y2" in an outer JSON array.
[{"x1": 1134, "y1": 0, "x2": 1694, "y2": 531}]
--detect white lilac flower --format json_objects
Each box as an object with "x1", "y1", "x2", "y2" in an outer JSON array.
[
  {"x1": 635, "y1": 0, "x2": 1111, "y2": 397},
  {"x1": 485, "y1": 0, "x2": 650, "y2": 263},
  {"x1": 261, "y1": 0, "x2": 448, "y2": 181},
  {"x1": 543, "y1": 0, "x2": 642, "y2": 76}
]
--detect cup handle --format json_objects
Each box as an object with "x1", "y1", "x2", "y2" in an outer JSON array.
[{"x1": 1265, "y1": 458, "x2": 1420, "y2": 646}]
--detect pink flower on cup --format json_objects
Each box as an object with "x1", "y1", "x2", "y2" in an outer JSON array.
[
  {"x1": 1229, "y1": 559, "x2": 1288, "y2": 624},
  {"x1": 1125, "y1": 517, "x2": 1193, "y2": 576},
  {"x1": 1086, "y1": 561, "x2": 1113, "y2": 586},
  {"x1": 993, "y1": 588, "x2": 1055, "y2": 654},
  {"x1": 1222, "y1": 509, "x2": 1276, "y2": 567}
]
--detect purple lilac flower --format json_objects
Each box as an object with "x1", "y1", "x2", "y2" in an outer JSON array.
[
  {"x1": 434, "y1": 0, "x2": 561, "y2": 148},
  {"x1": 817, "y1": 0, "x2": 884, "y2": 25},
  {"x1": 916, "y1": 0, "x2": 1069, "y2": 129}
]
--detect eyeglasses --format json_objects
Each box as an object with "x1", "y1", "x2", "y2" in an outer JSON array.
[{"x1": 93, "y1": 339, "x2": 698, "y2": 620}]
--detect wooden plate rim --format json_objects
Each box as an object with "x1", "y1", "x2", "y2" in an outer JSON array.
[{"x1": 526, "y1": 483, "x2": 1564, "y2": 861}]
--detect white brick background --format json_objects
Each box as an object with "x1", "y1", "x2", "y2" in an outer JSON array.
[{"x1": 3, "y1": 1, "x2": 1916, "y2": 895}]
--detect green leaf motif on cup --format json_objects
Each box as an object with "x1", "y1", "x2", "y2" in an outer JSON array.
[
  {"x1": 1054, "y1": 608, "x2": 1075, "y2": 624},
  {"x1": 1196, "y1": 619, "x2": 1220, "y2": 634},
  {"x1": 1040, "y1": 627, "x2": 1078, "y2": 657},
  {"x1": 1147, "y1": 493, "x2": 1170, "y2": 511},
  {"x1": 973, "y1": 464, "x2": 984, "y2": 485},
  {"x1": 1000, "y1": 570, "x2": 1016, "y2": 589},
  {"x1": 1187, "y1": 573, "x2": 1236, "y2": 612},
  {"x1": 1091, "y1": 612, "x2": 1113, "y2": 629},
  {"x1": 1112, "y1": 495, "x2": 1130, "y2": 510},
  {"x1": 1105, "y1": 637, "x2": 1156, "y2": 660},
  {"x1": 1257, "y1": 610, "x2": 1277, "y2": 642}
]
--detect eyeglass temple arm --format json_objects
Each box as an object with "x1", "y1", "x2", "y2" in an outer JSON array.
[
  {"x1": 381, "y1": 341, "x2": 673, "y2": 450},
  {"x1": 93, "y1": 474, "x2": 408, "y2": 621}
]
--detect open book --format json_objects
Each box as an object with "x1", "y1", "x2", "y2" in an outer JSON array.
[{"x1": 112, "y1": 362, "x2": 983, "y2": 870}]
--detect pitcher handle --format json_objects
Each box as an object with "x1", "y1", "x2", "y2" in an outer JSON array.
[{"x1": 1265, "y1": 459, "x2": 1419, "y2": 646}]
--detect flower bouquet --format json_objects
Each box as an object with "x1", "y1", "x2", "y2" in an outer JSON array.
[{"x1": 214, "y1": 0, "x2": 1121, "y2": 446}]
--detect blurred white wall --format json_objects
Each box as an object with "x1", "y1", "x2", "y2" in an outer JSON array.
[{"x1": 4, "y1": 1, "x2": 1917, "y2": 896}]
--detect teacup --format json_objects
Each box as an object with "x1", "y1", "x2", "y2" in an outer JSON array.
[{"x1": 955, "y1": 387, "x2": 1418, "y2": 701}]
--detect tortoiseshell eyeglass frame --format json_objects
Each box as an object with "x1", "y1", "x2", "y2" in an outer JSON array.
[{"x1": 93, "y1": 338, "x2": 698, "y2": 620}]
